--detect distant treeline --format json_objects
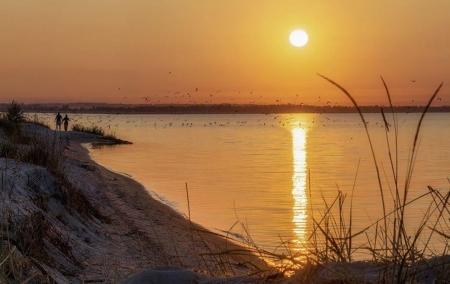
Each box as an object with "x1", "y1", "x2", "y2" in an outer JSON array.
[{"x1": 2, "y1": 103, "x2": 450, "y2": 114}]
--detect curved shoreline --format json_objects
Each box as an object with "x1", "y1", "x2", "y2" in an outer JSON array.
[
  {"x1": 57, "y1": 128, "x2": 270, "y2": 280},
  {"x1": 82, "y1": 142, "x2": 184, "y2": 215}
]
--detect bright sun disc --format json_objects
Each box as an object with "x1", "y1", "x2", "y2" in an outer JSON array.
[{"x1": 290, "y1": 30, "x2": 308, "y2": 47}]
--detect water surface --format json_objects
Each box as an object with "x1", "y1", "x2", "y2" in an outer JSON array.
[{"x1": 35, "y1": 112, "x2": 450, "y2": 255}]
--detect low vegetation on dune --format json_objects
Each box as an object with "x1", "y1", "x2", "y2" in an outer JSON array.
[
  {"x1": 71, "y1": 123, "x2": 105, "y2": 136},
  {"x1": 0, "y1": 101, "x2": 109, "y2": 282},
  {"x1": 72, "y1": 123, "x2": 132, "y2": 144}
]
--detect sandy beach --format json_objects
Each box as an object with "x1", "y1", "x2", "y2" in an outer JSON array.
[
  {"x1": 1, "y1": 123, "x2": 271, "y2": 283},
  {"x1": 64, "y1": 132, "x2": 271, "y2": 280}
]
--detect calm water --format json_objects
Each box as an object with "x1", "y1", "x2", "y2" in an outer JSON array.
[{"x1": 34, "y1": 112, "x2": 450, "y2": 256}]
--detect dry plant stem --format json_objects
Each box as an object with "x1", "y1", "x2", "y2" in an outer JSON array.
[
  {"x1": 380, "y1": 109, "x2": 399, "y2": 203},
  {"x1": 381, "y1": 77, "x2": 402, "y2": 266},
  {"x1": 381, "y1": 76, "x2": 400, "y2": 191},
  {"x1": 185, "y1": 183, "x2": 201, "y2": 268},
  {"x1": 426, "y1": 187, "x2": 450, "y2": 240},
  {"x1": 20, "y1": 272, "x2": 41, "y2": 284},
  {"x1": 347, "y1": 158, "x2": 361, "y2": 261},
  {"x1": 402, "y1": 82, "x2": 443, "y2": 209},
  {"x1": 192, "y1": 221, "x2": 226, "y2": 275},
  {"x1": 0, "y1": 246, "x2": 16, "y2": 267},
  {"x1": 394, "y1": 82, "x2": 443, "y2": 278},
  {"x1": 317, "y1": 73, "x2": 389, "y2": 257},
  {"x1": 167, "y1": 226, "x2": 183, "y2": 267},
  {"x1": 421, "y1": 189, "x2": 449, "y2": 252},
  {"x1": 182, "y1": 194, "x2": 243, "y2": 276},
  {"x1": 223, "y1": 219, "x2": 241, "y2": 275}
]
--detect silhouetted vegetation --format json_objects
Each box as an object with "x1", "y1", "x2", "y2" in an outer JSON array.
[
  {"x1": 0, "y1": 101, "x2": 26, "y2": 137},
  {"x1": 5, "y1": 100, "x2": 26, "y2": 124},
  {"x1": 72, "y1": 123, "x2": 105, "y2": 136},
  {"x1": 72, "y1": 123, "x2": 132, "y2": 144}
]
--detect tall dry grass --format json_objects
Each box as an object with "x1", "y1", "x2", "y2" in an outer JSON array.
[
  {"x1": 288, "y1": 75, "x2": 450, "y2": 283},
  {"x1": 200, "y1": 76, "x2": 450, "y2": 283}
]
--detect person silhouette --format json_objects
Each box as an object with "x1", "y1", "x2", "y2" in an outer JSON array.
[
  {"x1": 55, "y1": 112, "x2": 62, "y2": 131},
  {"x1": 62, "y1": 114, "x2": 70, "y2": 131}
]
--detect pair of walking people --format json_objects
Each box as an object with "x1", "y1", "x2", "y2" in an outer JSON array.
[{"x1": 54, "y1": 112, "x2": 70, "y2": 131}]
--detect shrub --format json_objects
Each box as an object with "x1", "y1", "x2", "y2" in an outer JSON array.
[
  {"x1": 5, "y1": 100, "x2": 25, "y2": 124},
  {"x1": 0, "y1": 117, "x2": 21, "y2": 137}
]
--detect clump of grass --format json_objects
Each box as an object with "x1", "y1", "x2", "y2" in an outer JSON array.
[
  {"x1": 0, "y1": 139, "x2": 19, "y2": 159},
  {"x1": 12, "y1": 211, "x2": 50, "y2": 259},
  {"x1": 18, "y1": 133, "x2": 63, "y2": 171},
  {"x1": 72, "y1": 123, "x2": 105, "y2": 136},
  {"x1": 72, "y1": 123, "x2": 132, "y2": 144},
  {"x1": 103, "y1": 132, "x2": 133, "y2": 144},
  {"x1": 25, "y1": 113, "x2": 50, "y2": 129}
]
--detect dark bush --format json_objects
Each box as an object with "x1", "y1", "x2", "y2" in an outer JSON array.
[
  {"x1": 0, "y1": 117, "x2": 21, "y2": 137},
  {"x1": 6, "y1": 100, "x2": 25, "y2": 124}
]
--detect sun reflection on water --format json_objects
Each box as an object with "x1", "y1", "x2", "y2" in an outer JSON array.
[{"x1": 292, "y1": 127, "x2": 308, "y2": 252}]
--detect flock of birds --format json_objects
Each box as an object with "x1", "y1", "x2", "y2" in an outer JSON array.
[
  {"x1": 28, "y1": 77, "x2": 445, "y2": 133},
  {"x1": 30, "y1": 111, "x2": 400, "y2": 136},
  {"x1": 115, "y1": 81, "x2": 337, "y2": 105},
  {"x1": 112, "y1": 77, "x2": 443, "y2": 106}
]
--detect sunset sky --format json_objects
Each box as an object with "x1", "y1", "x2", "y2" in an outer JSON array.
[{"x1": 1, "y1": 1, "x2": 449, "y2": 106}]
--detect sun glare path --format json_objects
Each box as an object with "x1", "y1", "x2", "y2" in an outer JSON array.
[{"x1": 292, "y1": 127, "x2": 308, "y2": 252}]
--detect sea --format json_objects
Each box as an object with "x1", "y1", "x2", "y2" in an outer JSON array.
[{"x1": 32, "y1": 112, "x2": 450, "y2": 258}]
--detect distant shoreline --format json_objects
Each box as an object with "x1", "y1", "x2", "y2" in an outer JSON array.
[{"x1": 3, "y1": 102, "x2": 450, "y2": 114}]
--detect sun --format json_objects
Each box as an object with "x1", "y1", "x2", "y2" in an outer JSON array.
[{"x1": 289, "y1": 30, "x2": 308, "y2": 47}]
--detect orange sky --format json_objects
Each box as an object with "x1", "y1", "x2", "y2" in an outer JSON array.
[{"x1": 1, "y1": 1, "x2": 449, "y2": 106}]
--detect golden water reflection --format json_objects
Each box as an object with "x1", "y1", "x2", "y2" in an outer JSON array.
[{"x1": 292, "y1": 127, "x2": 308, "y2": 251}]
